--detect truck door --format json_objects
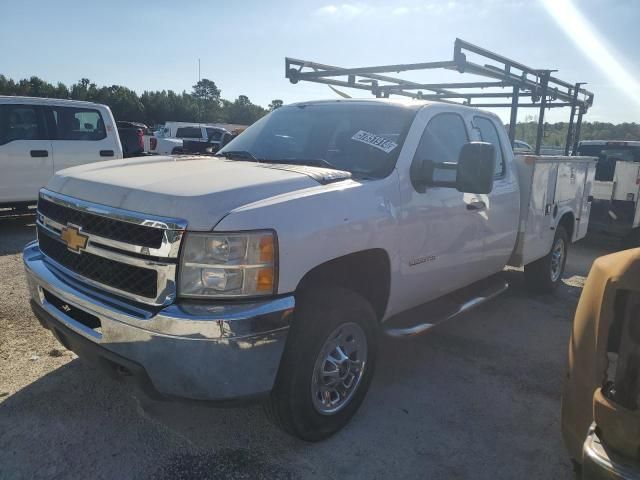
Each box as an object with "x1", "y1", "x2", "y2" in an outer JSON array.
[
  {"x1": 397, "y1": 111, "x2": 485, "y2": 309},
  {"x1": 48, "y1": 106, "x2": 117, "y2": 172},
  {"x1": 0, "y1": 104, "x2": 52, "y2": 203},
  {"x1": 472, "y1": 115, "x2": 520, "y2": 274}
]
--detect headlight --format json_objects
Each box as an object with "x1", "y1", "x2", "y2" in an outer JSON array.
[{"x1": 178, "y1": 231, "x2": 277, "y2": 298}]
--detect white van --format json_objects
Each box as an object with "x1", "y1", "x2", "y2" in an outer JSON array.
[{"x1": 0, "y1": 96, "x2": 123, "y2": 208}]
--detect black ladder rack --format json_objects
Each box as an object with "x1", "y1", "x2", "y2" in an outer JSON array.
[{"x1": 285, "y1": 38, "x2": 594, "y2": 155}]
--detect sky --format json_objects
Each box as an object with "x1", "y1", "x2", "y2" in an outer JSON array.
[{"x1": 2, "y1": 0, "x2": 639, "y2": 124}]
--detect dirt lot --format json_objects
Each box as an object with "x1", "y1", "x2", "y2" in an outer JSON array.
[{"x1": 0, "y1": 214, "x2": 618, "y2": 479}]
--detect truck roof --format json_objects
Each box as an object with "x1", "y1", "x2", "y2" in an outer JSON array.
[
  {"x1": 0, "y1": 95, "x2": 108, "y2": 109},
  {"x1": 286, "y1": 98, "x2": 504, "y2": 123},
  {"x1": 287, "y1": 98, "x2": 428, "y2": 109},
  {"x1": 579, "y1": 140, "x2": 640, "y2": 147}
]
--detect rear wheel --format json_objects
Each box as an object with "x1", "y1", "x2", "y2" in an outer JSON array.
[
  {"x1": 524, "y1": 225, "x2": 569, "y2": 293},
  {"x1": 265, "y1": 287, "x2": 378, "y2": 442}
]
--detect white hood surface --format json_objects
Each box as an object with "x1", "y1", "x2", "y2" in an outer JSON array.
[{"x1": 46, "y1": 156, "x2": 320, "y2": 230}]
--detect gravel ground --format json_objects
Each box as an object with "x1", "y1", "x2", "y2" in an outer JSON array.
[{"x1": 0, "y1": 215, "x2": 618, "y2": 479}]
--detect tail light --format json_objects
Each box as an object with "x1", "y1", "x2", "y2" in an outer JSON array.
[
  {"x1": 150, "y1": 137, "x2": 157, "y2": 151},
  {"x1": 136, "y1": 129, "x2": 144, "y2": 150}
]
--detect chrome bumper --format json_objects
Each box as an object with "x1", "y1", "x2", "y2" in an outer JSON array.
[
  {"x1": 582, "y1": 424, "x2": 640, "y2": 480},
  {"x1": 23, "y1": 241, "x2": 294, "y2": 402}
]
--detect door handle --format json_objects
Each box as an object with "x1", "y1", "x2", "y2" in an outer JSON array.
[
  {"x1": 466, "y1": 200, "x2": 486, "y2": 211},
  {"x1": 100, "y1": 150, "x2": 114, "y2": 157},
  {"x1": 30, "y1": 150, "x2": 48, "y2": 158}
]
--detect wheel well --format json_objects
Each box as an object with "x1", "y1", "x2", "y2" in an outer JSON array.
[
  {"x1": 558, "y1": 212, "x2": 575, "y2": 241},
  {"x1": 296, "y1": 249, "x2": 391, "y2": 321}
]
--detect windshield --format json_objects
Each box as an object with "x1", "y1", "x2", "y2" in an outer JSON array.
[
  {"x1": 218, "y1": 103, "x2": 416, "y2": 178},
  {"x1": 577, "y1": 144, "x2": 640, "y2": 181}
]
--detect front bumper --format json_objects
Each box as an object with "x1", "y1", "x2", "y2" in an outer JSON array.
[
  {"x1": 23, "y1": 241, "x2": 294, "y2": 402},
  {"x1": 582, "y1": 425, "x2": 640, "y2": 480}
]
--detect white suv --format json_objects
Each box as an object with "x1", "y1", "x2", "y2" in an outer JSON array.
[{"x1": 0, "y1": 96, "x2": 123, "y2": 208}]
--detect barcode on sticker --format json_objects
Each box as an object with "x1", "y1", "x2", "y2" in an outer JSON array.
[{"x1": 351, "y1": 130, "x2": 398, "y2": 153}]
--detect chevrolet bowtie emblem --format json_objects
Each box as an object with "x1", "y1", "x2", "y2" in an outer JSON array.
[{"x1": 60, "y1": 224, "x2": 89, "y2": 253}]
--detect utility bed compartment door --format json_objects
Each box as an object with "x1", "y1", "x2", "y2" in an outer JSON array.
[
  {"x1": 513, "y1": 158, "x2": 557, "y2": 266},
  {"x1": 508, "y1": 155, "x2": 596, "y2": 267},
  {"x1": 577, "y1": 162, "x2": 596, "y2": 239}
]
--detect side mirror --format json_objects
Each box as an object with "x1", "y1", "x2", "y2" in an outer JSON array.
[
  {"x1": 412, "y1": 142, "x2": 495, "y2": 194},
  {"x1": 455, "y1": 142, "x2": 495, "y2": 194}
]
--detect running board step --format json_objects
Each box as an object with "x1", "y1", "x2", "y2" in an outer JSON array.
[{"x1": 383, "y1": 275, "x2": 509, "y2": 338}]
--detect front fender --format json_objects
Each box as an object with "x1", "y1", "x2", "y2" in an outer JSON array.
[{"x1": 213, "y1": 175, "x2": 401, "y2": 298}]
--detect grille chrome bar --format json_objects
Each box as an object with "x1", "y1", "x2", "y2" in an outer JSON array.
[
  {"x1": 40, "y1": 189, "x2": 188, "y2": 230},
  {"x1": 38, "y1": 215, "x2": 181, "y2": 261},
  {"x1": 36, "y1": 189, "x2": 187, "y2": 307}
]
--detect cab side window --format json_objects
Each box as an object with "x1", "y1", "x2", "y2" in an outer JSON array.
[
  {"x1": 411, "y1": 113, "x2": 468, "y2": 190},
  {"x1": 474, "y1": 116, "x2": 505, "y2": 178},
  {"x1": 0, "y1": 105, "x2": 47, "y2": 145},
  {"x1": 51, "y1": 107, "x2": 106, "y2": 141}
]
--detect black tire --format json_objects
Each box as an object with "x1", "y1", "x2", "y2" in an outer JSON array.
[
  {"x1": 524, "y1": 225, "x2": 569, "y2": 293},
  {"x1": 265, "y1": 287, "x2": 378, "y2": 442}
]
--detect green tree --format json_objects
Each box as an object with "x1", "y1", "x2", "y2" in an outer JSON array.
[
  {"x1": 268, "y1": 99, "x2": 283, "y2": 111},
  {"x1": 6, "y1": 72, "x2": 636, "y2": 138},
  {"x1": 192, "y1": 79, "x2": 221, "y2": 102},
  {"x1": 223, "y1": 95, "x2": 267, "y2": 124},
  {"x1": 95, "y1": 85, "x2": 145, "y2": 122},
  {"x1": 70, "y1": 78, "x2": 98, "y2": 101},
  {"x1": 191, "y1": 78, "x2": 222, "y2": 123}
]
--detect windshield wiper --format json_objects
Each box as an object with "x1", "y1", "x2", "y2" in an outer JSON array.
[{"x1": 216, "y1": 150, "x2": 260, "y2": 161}]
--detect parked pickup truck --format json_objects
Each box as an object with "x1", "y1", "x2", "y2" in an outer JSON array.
[
  {"x1": 147, "y1": 130, "x2": 183, "y2": 156},
  {"x1": 116, "y1": 121, "x2": 154, "y2": 158},
  {"x1": 576, "y1": 140, "x2": 640, "y2": 247},
  {"x1": 182, "y1": 126, "x2": 233, "y2": 154},
  {"x1": 0, "y1": 96, "x2": 123, "y2": 210},
  {"x1": 23, "y1": 99, "x2": 596, "y2": 441}
]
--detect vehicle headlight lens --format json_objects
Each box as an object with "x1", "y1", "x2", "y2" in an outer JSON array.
[{"x1": 178, "y1": 231, "x2": 277, "y2": 298}]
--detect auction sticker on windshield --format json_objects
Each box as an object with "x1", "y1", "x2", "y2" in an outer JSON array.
[{"x1": 351, "y1": 130, "x2": 398, "y2": 153}]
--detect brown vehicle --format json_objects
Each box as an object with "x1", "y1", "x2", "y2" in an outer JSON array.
[{"x1": 562, "y1": 248, "x2": 640, "y2": 479}]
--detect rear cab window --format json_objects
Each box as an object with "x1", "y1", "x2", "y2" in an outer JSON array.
[
  {"x1": 0, "y1": 104, "x2": 47, "y2": 145},
  {"x1": 176, "y1": 127, "x2": 203, "y2": 139},
  {"x1": 50, "y1": 107, "x2": 106, "y2": 141}
]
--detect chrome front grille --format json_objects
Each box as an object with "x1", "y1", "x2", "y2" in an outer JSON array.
[
  {"x1": 36, "y1": 189, "x2": 186, "y2": 306},
  {"x1": 38, "y1": 197, "x2": 165, "y2": 248}
]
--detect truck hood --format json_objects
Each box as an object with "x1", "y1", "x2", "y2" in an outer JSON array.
[{"x1": 46, "y1": 156, "x2": 323, "y2": 230}]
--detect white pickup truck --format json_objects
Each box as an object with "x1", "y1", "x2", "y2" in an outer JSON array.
[
  {"x1": 0, "y1": 96, "x2": 123, "y2": 210},
  {"x1": 23, "y1": 99, "x2": 595, "y2": 441},
  {"x1": 576, "y1": 140, "x2": 640, "y2": 246}
]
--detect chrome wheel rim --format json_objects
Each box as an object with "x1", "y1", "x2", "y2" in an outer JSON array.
[
  {"x1": 311, "y1": 322, "x2": 368, "y2": 415},
  {"x1": 550, "y1": 237, "x2": 565, "y2": 282}
]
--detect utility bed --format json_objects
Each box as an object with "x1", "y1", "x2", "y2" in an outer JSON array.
[{"x1": 508, "y1": 155, "x2": 597, "y2": 267}]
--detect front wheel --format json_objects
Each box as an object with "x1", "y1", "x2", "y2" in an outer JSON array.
[
  {"x1": 524, "y1": 225, "x2": 569, "y2": 293},
  {"x1": 265, "y1": 287, "x2": 378, "y2": 441}
]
